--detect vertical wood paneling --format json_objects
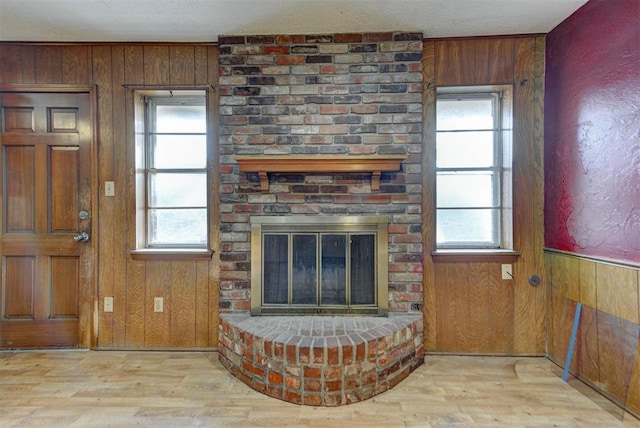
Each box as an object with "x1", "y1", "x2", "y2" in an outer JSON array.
[
  {"x1": 2, "y1": 42, "x2": 219, "y2": 351},
  {"x1": 628, "y1": 340, "x2": 640, "y2": 415},
  {"x1": 169, "y1": 46, "x2": 195, "y2": 85},
  {"x1": 597, "y1": 314, "x2": 640, "y2": 405},
  {"x1": 207, "y1": 45, "x2": 220, "y2": 348},
  {"x1": 434, "y1": 40, "x2": 475, "y2": 86},
  {"x1": 111, "y1": 45, "x2": 128, "y2": 347},
  {"x1": 195, "y1": 260, "x2": 210, "y2": 347},
  {"x1": 61, "y1": 45, "x2": 90, "y2": 84},
  {"x1": 512, "y1": 36, "x2": 544, "y2": 354},
  {"x1": 547, "y1": 251, "x2": 640, "y2": 417},
  {"x1": 549, "y1": 255, "x2": 577, "y2": 357},
  {"x1": 0, "y1": 45, "x2": 21, "y2": 82},
  {"x1": 435, "y1": 262, "x2": 469, "y2": 351},
  {"x1": 20, "y1": 46, "x2": 36, "y2": 83},
  {"x1": 143, "y1": 46, "x2": 170, "y2": 85},
  {"x1": 422, "y1": 40, "x2": 437, "y2": 350},
  {"x1": 579, "y1": 304, "x2": 599, "y2": 387},
  {"x1": 35, "y1": 46, "x2": 62, "y2": 83},
  {"x1": 488, "y1": 264, "x2": 514, "y2": 353},
  {"x1": 171, "y1": 261, "x2": 197, "y2": 347},
  {"x1": 467, "y1": 263, "x2": 491, "y2": 352},
  {"x1": 596, "y1": 263, "x2": 639, "y2": 323},
  {"x1": 125, "y1": 260, "x2": 145, "y2": 346},
  {"x1": 144, "y1": 261, "x2": 171, "y2": 346},
  {"x1": 194, "y1": 46, "x2": 208, "y2": 85},
  {"x1": 92, "y1": 45, "x2": 115, "y2": 347},
  {"x1": 475, "y1": 38, "x2": 514, "y2": 84},
  {"x1": 428, "y1": 36, "x2": 544, "y2": 355}
]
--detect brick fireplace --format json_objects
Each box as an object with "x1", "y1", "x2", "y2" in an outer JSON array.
[{"x1": 217, "y1": 31, "x2": 424, "y2": 405}]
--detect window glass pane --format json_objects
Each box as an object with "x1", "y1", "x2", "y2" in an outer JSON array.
[
  {"x1": 437, "y1": 172, "x2": 498, "y2": 208},
  {"x1": 436, "y1": 131, "x2": 495, "y2": 168},
  {"x1": 292, "y1": 235, "x2": 317, "y2": 305},
  {"x1": 148, "y1": 208, "x2": 207, "y2": 246},
  {"x1": 350, "y1": 234, "x2": 375, "y2": 305},
  {"x1": 149, "y1": 173, "x2": 206, "y2": 207},
  {"x1": 437, "y1": 209, "x2": 499, "y2": 246},
  {"x1": 321, "y1": 235, "x2": 346, "y2": 305},
  {"x1": 151, "y1": 135, "x2": 207, "y2": 169},
  {"x1": 263, "y1": 234, "x2": 288, "y2": 304},
  {"x1": 155, "y1": 104, "x2": 206, "y2": 133},
  {"x1": 437, "y1": 98, "x2": 494, "y2": 131}
]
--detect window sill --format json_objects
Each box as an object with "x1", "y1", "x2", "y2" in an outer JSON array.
[
  {"x1": 129, "y1": 249, "x2": 214, "y2": 261},
  {"x1": 431, "y1": 249, "x2": 520, "y2": 263}
]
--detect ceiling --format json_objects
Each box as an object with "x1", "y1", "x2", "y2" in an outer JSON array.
[{"x1": 0, "y1": 0, "x2": 588, "y2": 43}]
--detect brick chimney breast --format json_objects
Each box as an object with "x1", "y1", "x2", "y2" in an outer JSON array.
[{"x1": 218, "y1": 32, "x2": 424, "y2": 314}]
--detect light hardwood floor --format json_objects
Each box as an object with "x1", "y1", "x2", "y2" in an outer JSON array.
[{"x1": 0, "y1": 351, "x2": 638, "y2": 427}]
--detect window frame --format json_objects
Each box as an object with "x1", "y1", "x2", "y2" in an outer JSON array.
[
  {"x1": 129, "y1": 88, "x2": 213, "y2": 259},
  {"x1": 434, "y1": 85, "x2": 514, "y2": 253}
]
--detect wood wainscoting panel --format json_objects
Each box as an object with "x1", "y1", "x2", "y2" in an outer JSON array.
[
  {"x1": 597, "y1": 263, "x2": 639, "y2": 324},
  {"x1": 546, "y1": 250, "x2": 640, "y2": 418},
  {"x1": 628, "y1": 339, "x2": 640, "y2": 415},
  {"x1": 597, "y1": 313, "x2": 640, "y2": 406}
]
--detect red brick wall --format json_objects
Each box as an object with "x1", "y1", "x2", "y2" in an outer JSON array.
[{"x1": 218, "y1": 32, "x2": 424, "y2": 313}]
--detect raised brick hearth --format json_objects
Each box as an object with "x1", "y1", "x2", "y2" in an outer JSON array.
[{"x1": 219, "y1": 314, "x2": 424, "y2": 406}]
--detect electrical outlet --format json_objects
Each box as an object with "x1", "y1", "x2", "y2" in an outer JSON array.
[
  {"x1": 105, "y1": 181, "x2": 115, "y2": 197},
  {"x1": 501, "y1": 264, "x2": 514, "y2": 280},
  {"x1": 154, "y1": 297, "x2": 163, "y2": 312},
  {"x1": 104, "y1": 297, "x2": 113, "y2": 312}
]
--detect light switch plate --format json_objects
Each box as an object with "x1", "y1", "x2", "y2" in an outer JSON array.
[
  {"x1": 501, "y1": 264, "x2": 513, "y2": 280},
  {"x1": 104, "y1": 297, "x2": 114, "y2": 312},
  {"x1": 105, "y1": 181, "x2": 115, "y2": 197},
  {"x1": 154, "y1": 297, "x2": 163, "y2": 312}
]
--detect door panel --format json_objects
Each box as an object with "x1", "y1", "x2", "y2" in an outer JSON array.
[
  {"x1": 4, "y1": 145, "x2": 35, "y2": 232},
  {"x1": 0, "y1": 90, "x2": 92, "y2": 349}
]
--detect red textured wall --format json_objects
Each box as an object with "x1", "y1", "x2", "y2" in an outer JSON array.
[{"x1": 544, "y1": 0, "x2": 640, "y2": 264}]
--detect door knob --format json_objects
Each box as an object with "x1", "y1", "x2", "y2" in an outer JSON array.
[{"x1": 73, "y1": 232, "x2": 90, "y2": 242}]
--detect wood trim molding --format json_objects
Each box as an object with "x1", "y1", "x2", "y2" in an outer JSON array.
[
  {"x1": 129, "y1": 249, "x2": 214, "y2": 261},
  {"x1": 234, "y1": 155, "x2": 407, "y2": 191},
  {"x1": 430, "y1": 249, "x2": 520, "y2": 263}
]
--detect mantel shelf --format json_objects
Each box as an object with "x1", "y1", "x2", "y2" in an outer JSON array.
[{"x1": 234, "y1": 155, "x2": 408, "y2": 192}]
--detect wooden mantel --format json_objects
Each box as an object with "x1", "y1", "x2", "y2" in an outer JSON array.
[{"x1": 234, "y1": 155, "x2": 408, "y2": 191}]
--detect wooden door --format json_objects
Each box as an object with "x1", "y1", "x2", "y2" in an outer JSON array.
[{"x1": 0, "y1": 90, "x2": 93, "y2": 349}]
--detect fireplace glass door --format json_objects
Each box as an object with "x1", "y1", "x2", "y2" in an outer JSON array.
[
  {"x1": 263, "y1": 232, "x2": 375, "y2": 309},
  {"x1": 252, "y1": 216, "x2": 388, "y2": 315}
]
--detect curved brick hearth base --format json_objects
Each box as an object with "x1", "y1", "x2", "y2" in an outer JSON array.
[{"x1": 218, "y1": 314, "x2": 424, "y2": 406}]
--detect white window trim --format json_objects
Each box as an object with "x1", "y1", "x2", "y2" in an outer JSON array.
[
  {"x1": 130, "y1": 88, "x2": 211, "y2": 255},
  {"x1": 435, "y1": 85, "x2": 513, "y2": 251}
]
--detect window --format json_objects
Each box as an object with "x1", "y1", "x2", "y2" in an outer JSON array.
[
  {"x1": 134, "y1": 90, "x2": 208, "y2": 249},
  {"x1": 436, "y1": 87, "x2": 512, "y2": 249}
]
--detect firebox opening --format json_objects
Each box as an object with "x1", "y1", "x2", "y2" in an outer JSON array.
[{"x1": 250, "y1": 216, "x2": 389, "y2": 316}]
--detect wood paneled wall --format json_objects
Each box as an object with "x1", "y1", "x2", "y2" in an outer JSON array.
[
  {"x1": 422, "y1": 36, "x2": 546, "y2": 354},
  {"x1": 545, "y1": 250, "x2": 640, "y2": 417},
  {"x1": 0, "y1": 43, "x2": 220, "y2": 349},
  {"x1": 1, "y1": 37, "x2": 545, "y2": 354}
]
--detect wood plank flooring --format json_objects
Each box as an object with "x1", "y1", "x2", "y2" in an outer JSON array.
[{"x1": 0, "y1": 351, "x2": 638, "y2": 427}]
